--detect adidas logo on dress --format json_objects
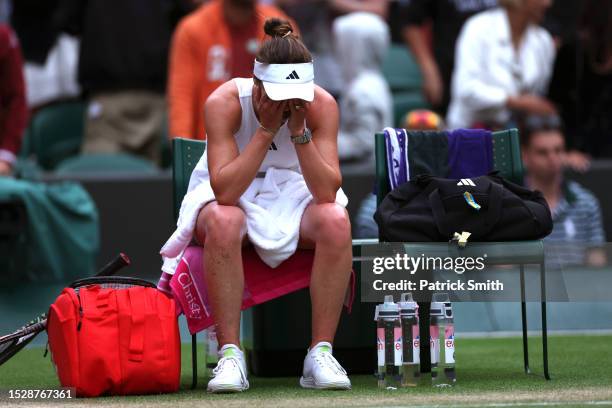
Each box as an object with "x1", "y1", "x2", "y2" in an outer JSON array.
[
  {"x1": 286, "y1": 71, "x2": 300, "y2": 80},
  {"x1": 457, "y1": 178, "x2": 476, "y2": 186}
]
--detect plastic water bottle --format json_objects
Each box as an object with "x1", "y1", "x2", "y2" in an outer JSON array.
[
  {"x1": 430, "y1": 293, "x2": 456, "y2": 387},
  {"x1": 375, "y1": 295, "x2": 402, "y2": 389},
  {"x1": 399, "y1": 293, "x2": 420, "y2": 387},
  {"x1": 204, "y1": 328, "x2": 219, "y2": 377}
]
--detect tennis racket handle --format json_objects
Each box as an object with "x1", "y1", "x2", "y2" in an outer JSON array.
[{"x1": 96, "y1": 253, "x2": 131, "y2": 277}]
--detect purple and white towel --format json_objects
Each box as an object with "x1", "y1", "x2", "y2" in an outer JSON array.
[
  {"x1": 383, "y1": 127, "x2": 494, "y2": 187},
  {"x1": 383, "y1": 127, "x2": 410, "y2": 190}
]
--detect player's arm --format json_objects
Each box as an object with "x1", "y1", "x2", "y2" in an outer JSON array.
[
  {"x1": 403, "y1": 25, "x2": 443, "y2": 106},
  {"x1": 290, "y1": 87, "x2": 342, "y2": 204},
  {"x1": 586, "y1": 248, "x2": 607, "y2": 267},
  {"x1": 584, "y1": 198, "x2": 607, "y2": 267},
  {"x1": 206, "y1": 82, "x2": 281, "y2": 206},
  {"x1": 400, "y1": 0, "x2": 442, "y2": 106}
]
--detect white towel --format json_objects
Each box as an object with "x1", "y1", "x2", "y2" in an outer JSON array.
[{"x1": 160, "y1": 167, "x2": 348, "y2": 273}]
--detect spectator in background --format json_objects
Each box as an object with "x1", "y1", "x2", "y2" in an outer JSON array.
[
  {"x1": 548, "y1": 0, "x2": 612, "y2": 161},
  {"x1": 400, "y1": 0, "x2": 497, "y2": 115},
  {"x1": 0, "y1": 0, "x2": 10, "y2": 24},
  {"x1": 446, "y1": 0, "x2": 556, "y2": 130},
  {"x1": 168, "y1": 0, "x2": 293, "y2": 140},
  {"x1": 542, "y1": 0, "x2": 582, "y2": 47},
  {"x1": 56, "y1": 0, "x2": 192, "y2": 164},
  {"x1": 544, "y1": 0, "x2": 591, "y2": 172},
  {"x1": 334, "y1": 12, "x2": 392, "y2": 162},
  {"x1": 328, "y1": 0, "x2": 386, "y2": 16},
  {"x1": 521, "y1": 114, "x2": 606, "y2": 268},
  {"x1": 0, "y1": 24, "x2": 27, "y2": 176},
  {"x1": 11, "y1": 0, "x2": 79, "y2": 109}
]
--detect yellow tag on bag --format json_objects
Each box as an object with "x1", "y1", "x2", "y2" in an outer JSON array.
[{"x1": 463, "y1": 191, "x2": 481, "y2": 211}]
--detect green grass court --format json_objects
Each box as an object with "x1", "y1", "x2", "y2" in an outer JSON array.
[{"x1": 1, "y1": 334, "x2": 611, "y2": 407}]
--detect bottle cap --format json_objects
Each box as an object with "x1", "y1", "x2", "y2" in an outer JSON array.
[
  {"x1": 432, "y1": 293, "x2": 450, "y2": 303},
  {"x1": 431, "y1": 293, "x2": 452, "y2": 319},
  {"x1": 398, "y1": 292, "x2": 418, "y2": 318},
  {"x1": 374, "y1": 295, "x2": 400, "y2": 320},
  {"x1": 430, "y1": 302, "x2": 444, "y2": 317}
]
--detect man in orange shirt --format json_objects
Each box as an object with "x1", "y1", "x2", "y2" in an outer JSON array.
[{"x1": 168, "y1": 0, "x2": 296, "y2": 140}]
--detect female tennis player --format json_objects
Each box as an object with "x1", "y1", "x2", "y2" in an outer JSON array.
[{"x1": 161, "y1": 18, "x2": 352, "y2": 392}]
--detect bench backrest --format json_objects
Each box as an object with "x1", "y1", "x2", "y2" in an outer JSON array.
[{"x1": 172, "y1": 138, "x2": 206, "y2": 220}]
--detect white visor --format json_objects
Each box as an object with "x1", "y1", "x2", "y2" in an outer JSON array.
[{"x1": 253, "y1": 60, "x2": 314, "y2": 102}]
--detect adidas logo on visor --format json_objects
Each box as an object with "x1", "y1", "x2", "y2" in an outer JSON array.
[
  {"x1": 286, "y1": 70, "x2": 300, "y2": 80},
  {"x1": 457, "y1": 178, "x2": 476, "y2": 186}
]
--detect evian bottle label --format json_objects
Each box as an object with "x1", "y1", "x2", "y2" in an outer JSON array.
[
  {"x1": 412, "y1": 325, "x2": 420, "y2": 364},
  {"x1": 377, "y1": 327, "x2": 385, "y2": 366},
  {"x1": 445, "y1": 326, "x2": 455, "y2": 364},
  {"x1": 394, "y1": 327, "x2": 403, "y2": 366},
  {"x1": 430, "y1": 325, "x2": 439, "y2": 364}
]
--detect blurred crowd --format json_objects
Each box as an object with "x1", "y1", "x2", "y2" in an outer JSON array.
[
  {"x1": 1, "y1": 0, "x2": 610, "y2": 166},
  {"x1": 0, "y1": 0, "x2": 610, "y2": 264}
]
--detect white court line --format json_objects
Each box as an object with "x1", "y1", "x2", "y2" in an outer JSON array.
[
  {"x1": 457, "y1": 329, "x2": 612, "y2": 338},
  {"x1": 382, "y1": 401, "x2": 612, "y2": 408}
]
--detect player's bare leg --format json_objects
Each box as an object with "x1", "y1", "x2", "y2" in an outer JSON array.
[
  {"x1": 298, "y1": 202, "x2": 352, "y2": 390},
  {"x1": 195, "y1": 202, "x2": 250, "y2": 393},
  {"x1": 195, "y1": 202, "x2": 247, "y2": 347}
]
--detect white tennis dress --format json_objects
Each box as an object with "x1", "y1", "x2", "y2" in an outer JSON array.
[{"x1": 160, "y1": 78, "x2": 348, "y2": 273}]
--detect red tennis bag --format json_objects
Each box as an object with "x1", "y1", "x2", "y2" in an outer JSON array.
[{"x1": 46, "y1": 278, "x2": 181, "y2": 397}]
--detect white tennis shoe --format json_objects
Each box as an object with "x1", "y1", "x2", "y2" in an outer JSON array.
[
  {"x1": 206, "y1": 344, "x2": 249, "y2": 393},
  {"x1": 300, "y1": 342, "x2": 351, "y2": 390}
]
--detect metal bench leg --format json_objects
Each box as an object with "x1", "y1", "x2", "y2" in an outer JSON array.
[
  {"x1": 540, "y1": 262, "x2": 550, "y2": 380},
  {"x1": 191, "y1": 333, "x2": 198, "y2": 389},
  {"x1": 519, "y1": 264, "x2": 530, "y2": 374}
]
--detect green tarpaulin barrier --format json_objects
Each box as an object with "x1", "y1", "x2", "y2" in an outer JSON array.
[{"x1": 0, "y1": 177, "x2": 99, "y2": 283}]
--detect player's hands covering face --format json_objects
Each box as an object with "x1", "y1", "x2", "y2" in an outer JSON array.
[
  {"x1": 254, "y1": 83, "x2": 286, "y2": 133},
  {"x1": 287, "y1": 99, "x2": 310, "y2": 136}
]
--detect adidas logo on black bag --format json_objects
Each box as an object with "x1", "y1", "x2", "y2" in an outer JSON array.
[{"x1": 457, "y1": 178, "x2": 476, "y2": 186}]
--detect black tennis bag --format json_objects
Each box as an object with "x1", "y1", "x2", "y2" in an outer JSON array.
[{"x1": 374, "y1": 172, "x2": 553, "y2": 242}]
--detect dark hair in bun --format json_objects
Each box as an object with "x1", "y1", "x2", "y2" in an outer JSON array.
[
  {"x1": 256, "y1": 18, "x2": 312, "y2": 64},
  {"x1": 264, "y1": 18, "x2": 293, "y2": 38}
]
